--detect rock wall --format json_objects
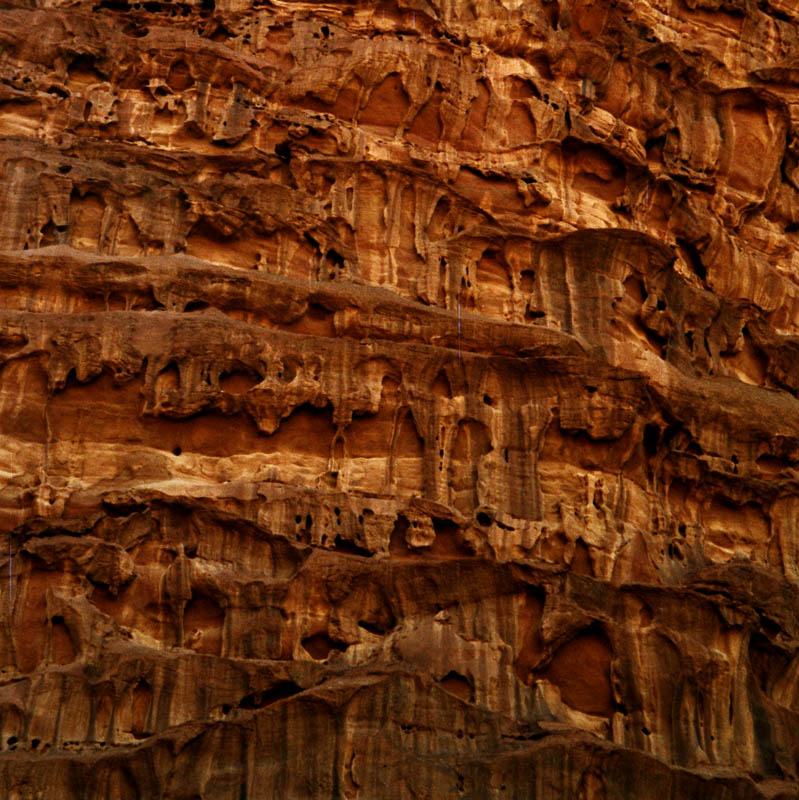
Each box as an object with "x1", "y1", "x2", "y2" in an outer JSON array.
[{"x1": 1, "y1": 0, "x2": 799, "y2": 796}]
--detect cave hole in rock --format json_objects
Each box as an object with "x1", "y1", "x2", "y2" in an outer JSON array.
[
  {"x1": 155, "y1": 362, "x2": 180, "y2": 393},
  {"x1": 643, "y1": 424, "x2": 660, "y2": 456},
  {"x1": 407, "y1": 82, "x2": 444, "y2": 143},
  {"x1": 440, "y1": 670, "x2": 473, "y2": 702},
  {"x1": 355, "y1": 586, "x2": 396, "y2": 636},
  {"x1": 131, "y1": 680, "x2": 152, "y2": 739},
  {"x1": 102, "y1": 498, "x2": 148, "y2": 517},
  {"x1": 39, "y1": 221, "x2": 60, "y2": 247},
  {"x1": 239, "y1": 681, "x2": 301, "y2": 710},
  {"x1": 571, "y1": 539, "x2": 593, "y2": 576},
  {"x1": 67, "y1": 54, "x2": 106, "y2": 83},
  {"x1": 637, "y1": 600, "x2": 654, "y2": 627},
  {"x1": 128, "y1": 289, "x2": 164, "y2": 311},
  {"x1": 389, "y1": 514, "x2": 411, "y2": 554},
  {"x1": 183, "y1": 591, "x2": 224, "y2": 655},
  {"x1": 333, "y1": 534, "x2": 372, "y2": 558},
  {"x1": 540, "y1": 624, "x2": 613, "y2": 716},
  {"x1": 301, "y1": 632, "x2": 348, "y2": 660},
  {"x1": 757, "y1": 454, "x2": 789, "y2": 475},
  {"x1": 276, "y1": 359, "x2": 298, "y2": 383},
  {"x1": 283, "y1": 303, "x2": 335, "y2": 337},
  {"x1": 359, "y1": 73, "x2": 409, "y2": 130},
  {"x1": 432, "y1": 370, "x2": 452, "y2": 398},
  {"x1": 124, "y1": 21, "x2": 149, "y2": 36},
  {"x1": 677, "y1": 238, "x2": 707, "y2": 281},
  {"x1": 0, "y1": 332, "x2": 28, "y2": 356},
  {"x1": 326, "y1": 248, "x2": 345, "y2": 269},
  {"x1": 431, "y1": 517, "x2": 473, "y2": 556},
  {"x1": 357, "y1": 614, "x2": 393, "y2": 635},
  {"x1": 186, "y1": 219, "x2": 235, "y2": 257},
  {"x1": 50, "y1": 616, "x2": 76, "y2": 664},
  {"x1": 167, "y1": 59, "x2": 194, "y2": 91},
  {"x1": 219, "y1": 368, "x2": 260, "y2": 394},
  {"x1": 507, "y1": 75, "x2": 540, "y2": 101}
]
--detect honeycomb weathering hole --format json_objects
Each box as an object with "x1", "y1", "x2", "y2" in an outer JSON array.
[{"x1": 542, "y1": 627, "x2": 614, "y2": 716}]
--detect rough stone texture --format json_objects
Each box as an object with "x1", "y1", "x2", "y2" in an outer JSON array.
[{"x1": 1, "y1": 0, "x2": 799, "y2": 797}]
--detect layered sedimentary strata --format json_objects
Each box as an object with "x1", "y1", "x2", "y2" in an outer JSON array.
[{"x1": 1, "y1": 0, "x2": 799, "y2": 796}]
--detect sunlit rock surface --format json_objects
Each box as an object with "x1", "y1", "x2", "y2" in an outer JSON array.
[{"x1": 1, "y1": 0, "x2": 799, "y2": 796}]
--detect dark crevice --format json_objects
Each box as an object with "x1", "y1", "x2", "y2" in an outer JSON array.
[
  {"x1": 643, "y1": 424, "x2": 660, "y2": 457},
  {"x1": 238, "y1": 681, "x2": 301, "y2": 710},
  {"x1": 326, "y1": 249, "x2": 345, "y2": 267},
  {"x1": 677, "y1": 238, "x2": 707, "y2": 281},
  {"x1": 358, "y1": 619, "x2": 387, "y2": 635},
  {"x1": 333, "y1": 534, "x2": 373, "y2": 558},
  {"x1": 275, "y1": 141, "x2": 292, "y2": 163},
  {"x1": 102, "y1": 500, "x2": 148, "y2": 517},
  {"x1": 94, "y1": 0, "x2": 129, "y2": 9},
  {"x1": 302, "y1": 633, "x2": 348, "y2": 660}
]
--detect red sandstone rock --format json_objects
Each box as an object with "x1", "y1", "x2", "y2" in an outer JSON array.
[{"x1": 0, "y1": 0, "x2": 799, "y2": 797}]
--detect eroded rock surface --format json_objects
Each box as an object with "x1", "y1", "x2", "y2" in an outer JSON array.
[{"x1": 1, "y1": 0, "x2": 799, "y2": 796}]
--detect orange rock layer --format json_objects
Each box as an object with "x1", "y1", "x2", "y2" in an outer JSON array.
[{"x1": 1, "y1": 0, "x2": 799, "y2": 797}]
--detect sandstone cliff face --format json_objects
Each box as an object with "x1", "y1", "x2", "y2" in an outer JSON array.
[{"x1": 1, "y1": 0, "x2": 799, "y2": 797}]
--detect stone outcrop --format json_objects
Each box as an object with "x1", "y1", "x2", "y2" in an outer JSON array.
[{"x1": 1, "y1": 0, "x2": 799, "y2": 796}]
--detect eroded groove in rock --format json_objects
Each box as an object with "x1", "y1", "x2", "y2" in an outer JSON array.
[{"x1": 1, "y1": 0, "x2": 799, "y2": 797}]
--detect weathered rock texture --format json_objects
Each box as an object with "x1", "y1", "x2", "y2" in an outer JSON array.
[{"x1": 1, "y1": 0, "x2": 799, "y2": 796}]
